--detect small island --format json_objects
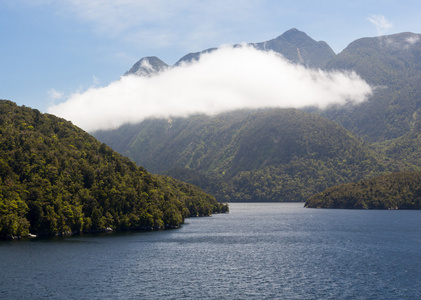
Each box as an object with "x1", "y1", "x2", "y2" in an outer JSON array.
[{"x1": 305, "y1": 171, "x2": 421, "y2": 209}]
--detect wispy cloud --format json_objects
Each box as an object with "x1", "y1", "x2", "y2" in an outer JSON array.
[
  {"x1": 368, "y1": 14, "x2": 393, "y2": 36},
  {"x1": 48, "y1": 46, "x2": 372, "y2": 132},
  {"x1": 406, "y1": 35, "x2": 420, "y2": 45},
  {"x1": 92, "y1": 75, "x2": 101, "y2": 86},
  {"x1": 47, "y1": 88, "x2": 64, "y2": 101}
]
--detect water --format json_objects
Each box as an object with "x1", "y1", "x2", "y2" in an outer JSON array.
[{"x1": 1, "y1": 203, "x2": 421, "y2": 299}]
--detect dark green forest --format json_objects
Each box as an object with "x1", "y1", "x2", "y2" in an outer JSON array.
[
  {"x1": 305, "y1": 171, "x2": 421, "y2": 209},
  {"x1": 0, "y1": 100, "x2": 227, "y2": 239}
]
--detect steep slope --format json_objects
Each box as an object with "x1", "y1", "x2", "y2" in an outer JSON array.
[
  {"x1": 94, "y1": 108, "x2": 399, "y2": 202},
  {"x1": 322, "y1": 32, "x2": 421, "y2": 142},
  {"x1": 0, "y1": 100, "x2": 227, "y2": 239},
  {"x1": 305, "y1": 171, "x2": 421, "y2": 209}
]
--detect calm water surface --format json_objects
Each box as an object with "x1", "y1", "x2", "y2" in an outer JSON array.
[{"x1": 1, "y1": 203, "x2": 421, "y2": 299}]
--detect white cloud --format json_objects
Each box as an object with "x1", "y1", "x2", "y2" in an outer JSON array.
[
  {"x1": 48, "y1": 46, "x2": 373, "y2": 132},
  {"x1": 406, "y1": 35, "x2": 420, "y2": 45},
  {"x1": 368, "y1": 14, "x2": 393, "y2": 36},
  {"x1": 92, "y1": 75, "x2": 101, "y2": 86},
  {"x1": 47, "y1": 88, "x2": 64, "y2": 100}
]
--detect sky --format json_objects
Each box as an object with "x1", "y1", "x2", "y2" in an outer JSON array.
[{"x1": 1, "y1": 0, "x2": 421, "y2": 131}]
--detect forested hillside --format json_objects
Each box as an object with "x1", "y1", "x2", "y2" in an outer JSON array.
[
  {"x1": 305, "y1": 171, "x2": 421, "y2": 209},
  {"x1": 376, "y1": 123, "x2": 421, "y2": 168},
  {"x1": 94, "y1": 108, "x2": 400, "y2": 202},
  {"x1": 0, "y1": 100, "x2": 227, "y2": 239},
  {"x1": 322, "y1": 32, "x2": 421, "y2": 142}
]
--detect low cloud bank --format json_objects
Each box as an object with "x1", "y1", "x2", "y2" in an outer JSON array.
[{"x1": 48, "y1": 46, "x2": 372, "y2": 132}]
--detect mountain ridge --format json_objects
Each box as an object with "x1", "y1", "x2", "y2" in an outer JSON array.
[
  {"x1": 321, "y1": 31, "x2": 421, "y2": 142},
  {"x1": 125, "y1": 28, "x2": 336, "y2": 75}
]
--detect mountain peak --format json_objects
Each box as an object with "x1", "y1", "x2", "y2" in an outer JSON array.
[
  {"x1": 278, "y1": 28, "x2": 307, "y2": 40},
  {"x1": 124, "y1": 56, "x2": 169, "y2": 76},
  {"x1": 253, "y1": 28, "x2": 335, "y2": 68}
]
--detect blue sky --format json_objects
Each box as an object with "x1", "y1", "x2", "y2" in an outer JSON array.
[{"x1": 1, "y1": 0, "x2": 420, "y2": 113}]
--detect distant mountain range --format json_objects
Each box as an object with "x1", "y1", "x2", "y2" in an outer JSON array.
[
  {"x1": 125, "y1": 28, "x2": 421, "y2": 143},
  {"x1": 94, "y1": 28, "x2": 421, "y2": 203},
  {"x1": 125, "y1": 28, "x2": 335, "y2": 76}
]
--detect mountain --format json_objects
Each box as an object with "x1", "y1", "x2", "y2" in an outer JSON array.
[
  {"x1": 125, "y1": 28, "x2": 335, "y2": 76},
  {"x1": 124, "y1": 56, "x2": 169, "y2": 76},
  {"x1": 94, "y1": 108, "x2": 399, "y2": 202},
  {"x1": 98, "y1": 29, "x2": 421, "y2": 204},
  {"x1": 175, "y1": 48, "x2": 218, "y2": 66},
  {"x1": 250, "y1": 28, "x2": 335, "y2": 68},
  {"x1": 321, "y1": 32, "x2": 421, "y2": 142},
  {"x1": 0, "y1": 100, "x2": 227, "y2": 239},
  {"x1": 175, "y1": 28, "x2": 335, "y2": 68},
  {"x1": 123, "y1": 30, "x2": 421, "y2": 144},
  {"x1": 305, "y1": 171, "x2": 421, "y2": 209}
]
